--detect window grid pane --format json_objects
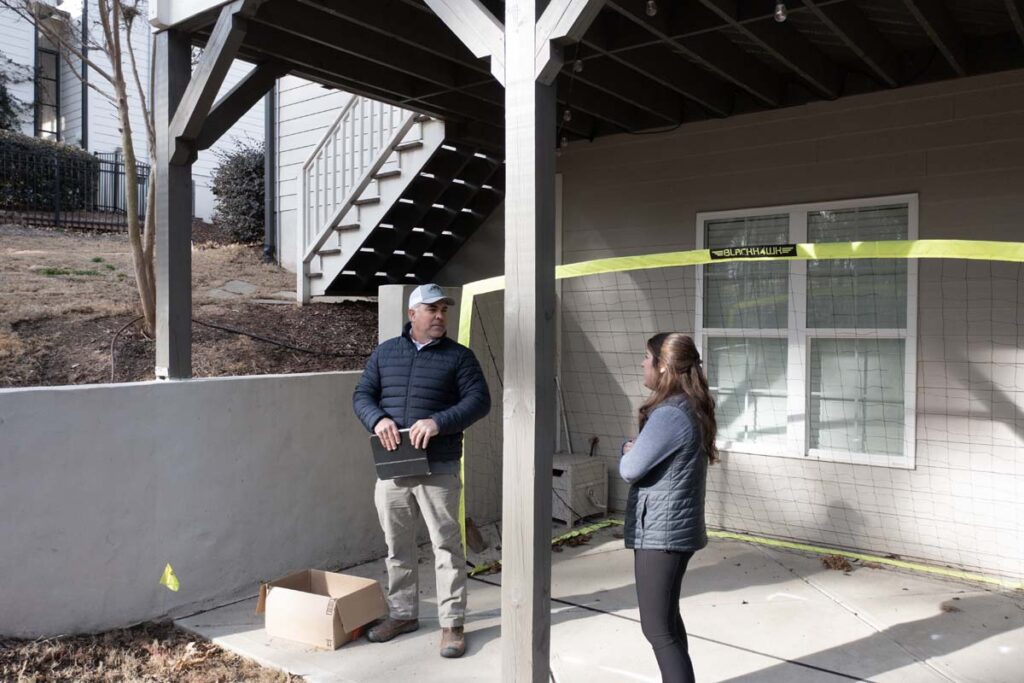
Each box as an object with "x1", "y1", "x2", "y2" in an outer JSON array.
[
  {"x1": 809, "y1": 338, "x2": 905, "y2": 455},
  {"x1": 704, "y1": 215, "x2": 789, "y2": 329},
  {"x1": 807, "y1": 205, "x2": 908, "y2": 329},
  {"x1": 707, "y1": 336, "x2": 788, "y2": 444}
]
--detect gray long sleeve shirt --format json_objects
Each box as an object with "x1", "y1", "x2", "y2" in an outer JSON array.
[{"x1": 619, "y1": 405, "x2": 694, "y2": 484}]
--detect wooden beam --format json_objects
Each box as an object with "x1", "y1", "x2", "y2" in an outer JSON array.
[
  {"x1": 169, "y1": 0, "x2": 263, "y2": 163},
  {"x1": 697, "y1": 0, "x2": 841, "y2": 98},
  {"x1": 554, "y1": 73, "x2": 665, "y2": 131},
  {"x1": 802, "y1": 0, "x2": 900, "y2": 88},
  {"x1": 902, "y1": 0, "x2": 967, "y2": 76},
  {"x1": 583, "y1": 11, "x2": 733, "y2": 117},
  {"x1": 607, "y1": 0, "x2": 783, "y2": 107},
  {"x1": 1007, "y1": 0, "x2": 1024, "y2": 47},
  {"x1": 304, "y1": 0, "x2": 668, "y2": 133},
  {"x1": 425, "y1": 0, "x2": 506, "y2": 85},
  {"x1": 233, "y1": 20, "x2": 635, "y2": 139},
  {"x1": 558, "y1": 54, "x2": 683, "y2": 124},
  {"x1": 503, "y1": 0, "x2": 556, "y2": 678},
  {"x1": 254, "y1": 2, "x2": 465, "y2": 90},
  {"x1": 195, "y1": 61, "x2": 288, "y2": 151},
  {"x1": 154, "y1": 29, "x2": 193, "y2": 380},
  {"x1": 534, "y1": 0, "x2": 606, "y2": 83}
]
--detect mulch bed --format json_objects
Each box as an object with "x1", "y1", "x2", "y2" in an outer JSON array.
[
  {"x1": 0, "y1": 621, "x2": 294, "y2": 682},
  {"x1": 7, "y1": 301, "x2": 377, "y2": 386}
]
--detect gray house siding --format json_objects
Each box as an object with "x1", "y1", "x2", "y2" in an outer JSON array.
[{"x1": 444, "y1": 69, "x2": 1024, "y2": 579}]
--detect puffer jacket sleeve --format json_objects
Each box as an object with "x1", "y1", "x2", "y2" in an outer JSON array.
[
  {"x1": 352, "y1": 346, "x2": 389, "y2": 432},
  {"x1": 430, "y1": 348, "x2": 491, "y2": 435}
]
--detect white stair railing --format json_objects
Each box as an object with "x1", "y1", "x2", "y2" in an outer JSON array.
[{"x1": 297, "y1": 96, "x2": 419, "y2": 302}]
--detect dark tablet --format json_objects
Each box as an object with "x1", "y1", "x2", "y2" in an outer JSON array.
[{"x1": 369, "y1": 429, "x2": 431, "y2": 479}]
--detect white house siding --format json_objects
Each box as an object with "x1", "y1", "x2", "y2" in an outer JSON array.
[
  {"x1": 82, "y1": 4, "x2": 150, "y2": 162},
  {"x1": 59, "y1": 49, "x2": 83, "y2": 147},
  {"x1": 192, "y1": 60, "x2": 265, "y2": 222},
  {"x1": 2, "y1": 0, "x2": 264, "y2": 221},
  {"x1": 442, "y1": 69, "x2": 1024, "y2": 579},
  {"x1": 274, "y1": 76, "x2": 354, "y2": 271},
  {"x1": 0, "y1": 4, "x2": 41, "y2": 136}
]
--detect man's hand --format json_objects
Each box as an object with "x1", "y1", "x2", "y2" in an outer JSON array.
[
  {"x1": 374, "y1": 418, "x2": 401, "y2": 451},
  {"x1": 622, "y1": 438, "x2": 635, "y2": 455},
  {"x1": 410, "y1": 418, "x2": 440, "y2": 450}
]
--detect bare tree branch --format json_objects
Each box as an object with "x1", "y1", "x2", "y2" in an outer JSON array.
[
  {"x1": 0, "y1": 0, "x2": 118, "y2": 88},
  {"x1": 123, "y1": 3, "x2": 155, "y2": 151}
]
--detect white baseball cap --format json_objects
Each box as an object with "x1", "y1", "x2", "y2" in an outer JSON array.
[{"x1": 408, "y1": 283, "x2": 455, "y2": 309}]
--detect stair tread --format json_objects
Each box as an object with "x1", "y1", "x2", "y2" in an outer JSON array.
[
  {"x1": 374, "y1": 168, "x2": 402, "y2": 179},
  {"x1": 354, "y1": 196, "x2": 381, "y2": 205},
  {"x1": 308, "y1": 272, "x2": 324, "y2": 279},
  {"x1": 335, "y1": 222, "x2": 360, "y2": 231},
  {"x1": 319, "y1": 248, "x2": 342, "y2": 255},
  {"x1": 395, "y1": 140, "x2": 424, "y2": 151}
]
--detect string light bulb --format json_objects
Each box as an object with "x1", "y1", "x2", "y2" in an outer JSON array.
[
  {"x1": 560, "y1": 135, "x2": 569, "y2": 149},
  {"x1": 645, "y1": 1, "x2": 657, "y2": 17},
  {"x1": 563, "y1": 109, "x2": 573, "y2": 123},
  {"x1": 774, "y1": 2, "x2": 787, "y2": 22},
  {"x1": 573, "y1": 59, "x2": 584, "y2": 74}
]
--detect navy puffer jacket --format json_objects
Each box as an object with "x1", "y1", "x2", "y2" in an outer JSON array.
[
  {"x1": 352, "y1": 323, "x2": 491, "y2": 463},
  {"x1": 624, "y1": 395, "x2": 708, "y2": 552}
]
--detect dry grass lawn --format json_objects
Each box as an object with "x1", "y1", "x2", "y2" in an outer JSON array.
[{"x1": 1, "y1": 224, "x2": 376, "y2": 386}]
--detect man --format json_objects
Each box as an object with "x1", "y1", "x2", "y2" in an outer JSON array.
[{"x1": 353, "y1": 283, "x2": 490, "y2": 658}]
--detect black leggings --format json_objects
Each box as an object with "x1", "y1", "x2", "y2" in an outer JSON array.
[{"x1": 634, "y1": 549, "x2": 696, "y2": 683}]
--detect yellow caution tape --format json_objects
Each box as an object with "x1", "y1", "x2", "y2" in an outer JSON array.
[
  {"x1": 159, "y1": 563, "x2": 180, "y2": 592},
  {"x1": 459, "y1": 239, "x2": 1024, "y2": 345},
  {"x1": 709, "y1": 531, "x2": 1024, "y2": 591},
  {"x1": 469, "y1": 519, "x2": 626, "y2": 577},
  {"x1": 455, "y1": 239, "x2": 1024, "y2": 589}
]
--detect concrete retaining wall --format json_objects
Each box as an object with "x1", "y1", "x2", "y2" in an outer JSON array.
[{"x1": 0, "y1": 371, "x2": 382, "y2": 638}]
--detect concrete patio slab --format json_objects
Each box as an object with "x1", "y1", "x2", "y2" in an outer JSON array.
[{"x1": 177, "y1": 525, "x2": 1024, "y2": 682}]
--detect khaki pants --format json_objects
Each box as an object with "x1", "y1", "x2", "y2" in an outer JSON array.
[{"x1": 374, "y1": 473, "x2": 466, "y2": 627}]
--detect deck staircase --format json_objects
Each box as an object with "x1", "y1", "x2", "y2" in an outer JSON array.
[{"x1": 297, "y1": 97, "x2": 504, "y2": 301}]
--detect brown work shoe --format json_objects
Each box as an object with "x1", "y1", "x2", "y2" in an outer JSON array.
[
  {"x1": 366, "y1": 617, "x2": 419, "y2": 643},
  {"x1": 439, "y1": 626, "x2": 466, "y2": 658}
]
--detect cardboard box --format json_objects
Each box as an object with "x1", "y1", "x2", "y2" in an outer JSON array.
[{"x1": 256, "y1": 569, "x2": 387, "y2": 650}]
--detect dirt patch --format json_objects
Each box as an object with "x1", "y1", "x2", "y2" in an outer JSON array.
[
  {"x1": 821, "y1": 554, "x2": 854, "y2": 572},
  {"x1": 0, "y1": 224, "x2": 377, "y2": 387},
  {"x1": 191, "y1": 218, "x2": 243, "y2": 248},
  {"x1": 0, "y1": 621, "x2": 293, "y2": 682}
]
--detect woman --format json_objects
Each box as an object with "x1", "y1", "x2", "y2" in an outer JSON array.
[{"x1": 620, "y1": 332, "x2": 718, "y2": 683}]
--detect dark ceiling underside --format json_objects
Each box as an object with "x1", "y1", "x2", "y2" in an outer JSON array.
[{"x1": 188, "y1": 0, "x2": 1024, "y2": 149}]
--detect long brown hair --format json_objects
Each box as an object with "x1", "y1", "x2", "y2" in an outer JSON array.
[{"x1": 639, "y1": 333, "x2": 719, "y2": 465}]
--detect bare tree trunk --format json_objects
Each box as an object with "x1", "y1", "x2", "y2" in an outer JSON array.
[{"x1": 98, "y1": 0, "x2": 156, "y2": 336}]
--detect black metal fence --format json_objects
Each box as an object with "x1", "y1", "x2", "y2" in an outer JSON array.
[{"x1": 0, "y1": 148, "x2": 150, "y2": 231}]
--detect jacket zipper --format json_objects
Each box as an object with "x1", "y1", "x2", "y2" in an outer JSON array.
[{"x1": 403, "y1": 339, "x2": 419, "y2": 424}]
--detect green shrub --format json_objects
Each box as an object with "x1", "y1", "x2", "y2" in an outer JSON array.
[
  {"x1": 0, "y1": 50, "x2": 31, "y2": 132},
  {"x1": 0, "y1": 130, "x2": 100, "y2": 212},
  {"x1": 210, "y1": 139, "x2": 265, "y2": 243}
]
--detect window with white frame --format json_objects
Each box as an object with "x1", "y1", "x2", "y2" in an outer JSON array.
[{"x1": 695, "y1": 195, "x2": 918, "y2": 468}]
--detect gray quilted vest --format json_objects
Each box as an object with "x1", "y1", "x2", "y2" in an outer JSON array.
[{"x1": 624, "y1": 394, "x2": 708, "y2": 552}]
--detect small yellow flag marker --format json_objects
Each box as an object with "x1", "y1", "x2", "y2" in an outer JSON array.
[{"x1": 159, "y1": 563, "x2": 180, "y2": 592}]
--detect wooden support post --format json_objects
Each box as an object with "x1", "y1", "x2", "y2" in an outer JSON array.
[
  {"x1": 429, "y1": 2, "x2": 600, "y2": 679},
  {"x1": 154, "y1": 30, "x2": 194, "y2": 379},
  {"x1": 502, "y1": 2, "x2": 557, "y2": 680}
]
